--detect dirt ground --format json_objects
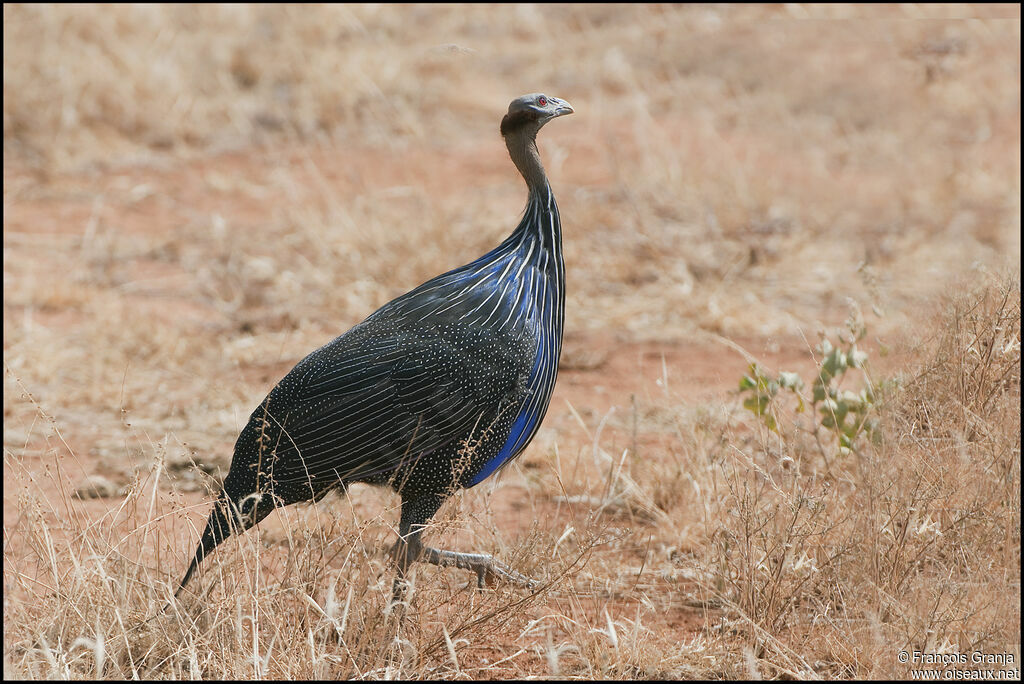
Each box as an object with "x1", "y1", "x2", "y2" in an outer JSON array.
[
  {"x1": 0, "y1": 132, "x2": 1000, "y2": 679},
  {"x1": 0, "y1": 145, "x2": 788, "y2": 673}
]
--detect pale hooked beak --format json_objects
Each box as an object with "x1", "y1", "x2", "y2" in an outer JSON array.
[{"x1": 550, "y1": 97, "x2": 574, "y2": 117}]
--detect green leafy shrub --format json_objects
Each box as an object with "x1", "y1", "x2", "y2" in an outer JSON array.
[{"x1": 739, "y1": 318, "x2": 889, "y2": 456}]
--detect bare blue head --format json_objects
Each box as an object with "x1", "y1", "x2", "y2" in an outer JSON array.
[
  {"x1": 500, "y1": 93, "x2": 574, "y2": 137},
  {"x1": 500, "y1": 93, "x2": 574, "y2": 192}
]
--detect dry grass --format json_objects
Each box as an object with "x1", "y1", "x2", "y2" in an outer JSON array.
[{"x1": 4, "y1": 4, "x2": 1021, "y2": 679}]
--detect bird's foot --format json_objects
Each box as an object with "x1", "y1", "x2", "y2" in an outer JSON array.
[
  {"x1": 387, "y1": 579, "x2": 412, "y2": 619},
  {"x1": 420, "y1": 547, "x2": 537, "y2": 590}
]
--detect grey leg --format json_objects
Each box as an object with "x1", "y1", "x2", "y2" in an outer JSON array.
[
  {"x1": 388, "y1": 497, "x2": 433, "y2": 605},
  {"x1": 389, "y1": 495, "x2": 535, "y2": 601}
]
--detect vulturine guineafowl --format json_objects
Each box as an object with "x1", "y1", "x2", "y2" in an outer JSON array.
[{"x1": 175, "y1": 93, "x2": 574, "y2": 601}]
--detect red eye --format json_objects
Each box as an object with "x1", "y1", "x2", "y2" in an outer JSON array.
[{"x1": 538, "y1": 96, "x2": 547, "y2": 106}]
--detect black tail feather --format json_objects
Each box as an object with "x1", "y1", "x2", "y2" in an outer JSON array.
[{"x1": 173, "y1": 495, "x2": 238, "y2": 600}]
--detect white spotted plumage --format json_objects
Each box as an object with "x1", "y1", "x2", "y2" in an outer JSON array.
[{"x1": 174, "y1": 93, "x2": 573, "y2": 599}]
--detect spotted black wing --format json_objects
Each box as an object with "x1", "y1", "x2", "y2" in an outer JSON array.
[{"x1": 226, "y1": 318, "x2": 533, "y2": 498}]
